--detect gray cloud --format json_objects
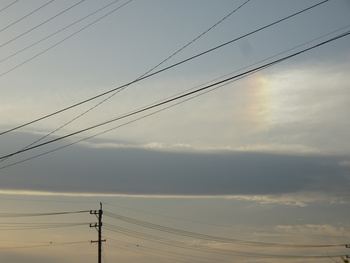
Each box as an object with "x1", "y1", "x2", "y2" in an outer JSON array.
[{"x1": 1, "y1": 132, "x2": 349, "y2": 198}]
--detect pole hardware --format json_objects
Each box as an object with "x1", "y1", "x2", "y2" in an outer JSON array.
[{"x1": 90, "y1": 203, "x2": 105, "y2": 263}]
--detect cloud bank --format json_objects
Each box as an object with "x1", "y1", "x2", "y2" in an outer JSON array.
[{"x1": 1, "y1": 133, "x2": 349, "y2": 202}]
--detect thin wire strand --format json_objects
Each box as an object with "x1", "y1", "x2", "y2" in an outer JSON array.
[
  {"x1": 0, "y1": 0, "x2": 132, "y2": 78},
  {"x1": 0, "y1": 241, "x2": 88, "y2": 250},
  {"x1": 0, "y1": 0, "x2": 19, "y2": 13},
  {"x1": 0, "y1": 0, "x2": 131, "y2": 164},
  {"x1": 105, "y1": 202, "x2": 236, "y2": 229},
  {"x1": 0, "y1": 210, "x2": 90, "y2": 217},
  {"x1": 102, "y1": 244, "x2": 109, "y2": 263},
  {"x1": 0, "y1": 0, "x2": 55, "y2": 33},
  {"x1": 140, "y1": 0, "x2": 251, "y2": 78},
  {"x1": 104, "y1": 239, "x2": 216, "y2": 263},
  {"x1": 105, "y1": 235, "x2": 228, "y2": 263},
  {"x1": 0, "y1": 0, "x2": 330, "y2": 136},
  {"x1": 0, "y1": 29, "x2": 348, "y2": 161},
  {"x1": 0, "y1": 0, "x2": 249, "y2": 164},
  {"x1": 0, "y1": 0, "x2": 85, "y2": 48},
  {"x1": 0, "y1": 0, "x2": 122, "y2": 63},
  {"x1": 104, "y1": 223, "x2": 346, "y2": 259},
  {"x1": 0, "y1": 30, "x2": 349, "y2": 167},
  {"x1": 0, "y1": 222, "x2": 89, "y2": 231},
  {"x1": 104, "y1": 211, "x2": 346, "y2": 248}
]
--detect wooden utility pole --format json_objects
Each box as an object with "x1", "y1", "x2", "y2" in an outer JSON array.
[{"x1": 90, "y1": 203, "x2": 106, "y2": 263}]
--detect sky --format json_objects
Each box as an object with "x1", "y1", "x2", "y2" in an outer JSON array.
[{"x1": 0, "y1": 0, "x2": 350, "y2": 262}]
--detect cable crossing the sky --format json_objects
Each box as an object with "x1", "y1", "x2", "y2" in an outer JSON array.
[
  {"x1": 0, "y1": 0, "x2": 133, "y2": 78},
  {"x1": 104, "y1": 211, "x2": 347, "y2": 248},
  {"x1": 0, "y1": 0, "x2": 19, "y2": 13},
  {"x1": 0, "y1": 0, "x2": 85, "y2": 49},
  {"x1": 0, "y1": 29, "x2": 348, "y2": 162},
  {"x1": 0, "y1": 0, "x2": 330, "y2": 136},
  {"x1": 1, "y1": 24, "x2": 349, "y2": 170},
  {"x1": 0, "y1": 0, "x2": 249, "y2": 165},
  {"x1": 0, "y1": 0, "x2": 126, "y2": 63},
  {"x1": 0, "y1": 210, "x2": 90, "y2": 217},
  {"x1": 0, "y1": 0, "x2": 55, "y2": 34},
  {"x1": 104, "y1": 220, "x2": 349, "y2": 259}
]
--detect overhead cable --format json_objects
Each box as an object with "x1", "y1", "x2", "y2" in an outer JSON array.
[
  {"x1": 1, "y1": 26, "x2": 348, "y2": 170},
  {"x1": 0, "y1": 210, "x2": 90, "y2": 217},
  {"x1": 0, "y1": 0, "x2": 124, "y2": 63},
  {"x1": 0, "y1": 0, "x2": 133, "y2": 164},
  {"x1": 0, "y1": 241, "x2": 88, "y2": 250},
  {"x1": 104, "y1": 211, "x2": 346, "y2": 248},
  {"x1": 104, "y1": 235, "x2": 227, "y2": 263},
  {"x1": 0, "y1": 0, "x2": 19, "y2": 13},
  {"x1": 0, "y1": 0, "x2": 330, "y2": 136},
  {"x1": 0, "y1": 222, "x2": 90, "y2": 230},
  {"x1": 0, "y1": 0, "x2": 249, "y2": 164},
  {"x1": 104, "y1": 223, "x2": 346, "y2": 259},
  {"x1": 0, "y1": 0, "x2": 85, "y2": 48},
  {"x1": 0, "y1": 29, "x2": 348, "y2": 161},
  {"x1": 0, "y1": 0, "x2": 54, "y2": 33},
  {"x1": 0, "y1": 0, "x2": 133, "y2": 77},
  {"x1": 141, "y1": 0, "x2": 251, "y2": 78}
]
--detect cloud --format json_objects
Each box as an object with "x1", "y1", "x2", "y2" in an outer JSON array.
[
  {"x1": 1, "y1": 57, "x2": 349, "y2": 157},
  {"x1": 1, "y1": 132, "x2": 349, "y2": 201},
  {"x1": 226, "y1": 192, "x2": 350, "y2": 207},
  {"x1": 275, "y1": 224, "x2": 350, "y2": 239},
  {"x1": 234, "y1": 144, "x2": 320, "y2": 155},
  {"x1": 339, "y1": 160, "x2": 350, "y2": 167}
]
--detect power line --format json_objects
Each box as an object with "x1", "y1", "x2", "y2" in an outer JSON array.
[
  {"x1": 0, "y1": 28, "x2": 348, "y2": 169},
  {"x1": 106, "y1": 239, "x2": 233, "y2": 263},
  {"x1": 0, "y1": 0, "x2": 124, "y2": 63},
  {"x1": 0, "y1": 32, "x2": 343, "y2": 169},
  {"x1": 104, "y1": 211, "x2": 346, "y2": 248},
  {"x1": 0, "y1": 0, "x2": 133, "y2": 78},
  {"x1": 0, "y1": 222, "x2": 90, "y2": 230},
  {"x1": 0, "y1": 210, "x2": 90, "y2": 217},
  {"x1": 0, "y1": 0, "x2": 249, "y2": 164},
  {"x1": 140, "y1": 0, "x2": 251, "y2": 78},
  {"x1": 0, "y1": 29, "x2": 348, "y2": 161},
  {"x1": 104, "y1": 236, "x2": 228, "y2": 263},
  {"x1": 0, "y1": 241, "x2": 88, "y2": 250},
  {"x1": 0, "y1": 0, "x2": 330, "y2": 136},
  {"x1": 0, "y1": 0, "x2": 133, "y2": 164},
  {"x1": 0, "y1": 0, "x2": 19, "y2": 13},
  {"x1": 0, "y1": 0, "x2": 85, "y2": 48},
  {"x1": 0, "y1": 205, "x2": 104, "y2": 258},
  {"x1": 0, "y1": 0, "x2": 55, "y2": 33},
  {"x1": 0, "y1": 97, "x2": 191, "y2": 169},
  {"x1": 104, "y1": 203, "x2": 238, "y2": 229},
  {"x1": 104, "y1": 223, "x2": 347, "y2": 259}
]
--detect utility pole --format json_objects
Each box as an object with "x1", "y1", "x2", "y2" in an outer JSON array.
[{"x1": 90, "y1": 202, "x2": 106, "y2": 263}]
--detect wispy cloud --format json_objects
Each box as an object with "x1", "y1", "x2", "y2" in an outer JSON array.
[
  {"x1": 275, "y1": 224, "x2": 350, "y2": 239},
  {"x1": 226, "y1": 192, "x2": 350, "y2": 207}
]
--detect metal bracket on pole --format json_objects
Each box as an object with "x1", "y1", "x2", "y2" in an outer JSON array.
[{"x1": 90, "y1": 203, "x2": 105, "y2": 263}]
